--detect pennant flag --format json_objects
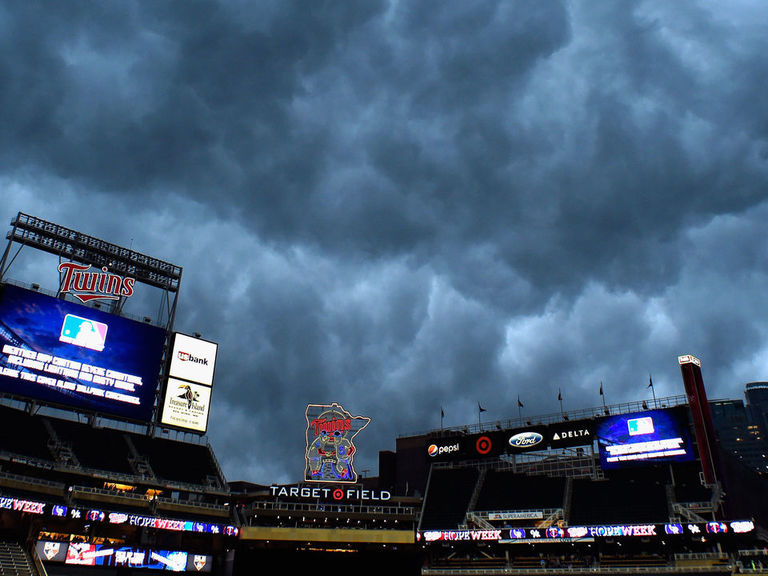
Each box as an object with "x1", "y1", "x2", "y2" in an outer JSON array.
[
  {"x1": 599, "y1": 382, "x2": 604, "y2": 395},
  {"x1": 558, "y1": 389, "x2": 562, "y2": 401},
  {"x1": 648, "y1": 375, "x2": 654, "y2": 388},
  {"x1": 441, "y1": 407, "x2": 445, "y2": 419},
  {"x1": 518, "y1": 396, "x2": 524, "y2": 408},
  {"x1": 478, "y1": 402, "x2": 487, "y2": 413}
]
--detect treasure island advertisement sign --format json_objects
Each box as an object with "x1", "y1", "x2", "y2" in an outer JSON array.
[{"x1": 305, "y1": 403, "x2": 370, "y2": 483}]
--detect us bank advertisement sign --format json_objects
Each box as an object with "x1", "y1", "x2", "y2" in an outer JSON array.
[
  {"x1": 160, "y1": 333, "x2": 218, "y2": 433},
  {"x1": 305, "y1": 403, "x2": 370, "y2": 483},
  {"x1": 168, "y1": 333, "x2": 218, "y2": 386}
]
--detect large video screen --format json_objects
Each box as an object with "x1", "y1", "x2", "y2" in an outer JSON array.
[
  {"x1": 596, "y1": 408, "x2": 694, "y2": 469},
  {"x1": 0, "y1": 284, "x2": 166, "y2": 421}
]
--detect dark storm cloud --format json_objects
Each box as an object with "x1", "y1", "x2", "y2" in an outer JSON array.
[{"x1": 1, "y1": 0, "x2": 768, "y2": 483}]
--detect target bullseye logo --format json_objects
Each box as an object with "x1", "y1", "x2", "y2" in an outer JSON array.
[
  {"x1": 476, "y1": 435, "x2": 492, "y2": 455},
  {"x1": 332, "y1": 489, "x2": 344, "y2": 500}
]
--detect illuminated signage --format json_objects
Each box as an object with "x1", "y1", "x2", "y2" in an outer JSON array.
[
  {"x1": 161, "y1": 333, "x2": 217, "y2": 434},
  {"x1": 421, "y1": 530, "x2": 502, "y2": 542},
  {"x1": 488, "y1": 511, "x2": 544, "y2": 521},
  {"x1": 52, "y1": 508, "x2": 238, "y2": 536},
  {"x1": 0, "y1": 284, "x2": 166, "y2": 421},
  {"x1": 678, "y1": 354, "x2": 701, "y2": 367},
  {"x1": 168, "y1": 333, "x2": 218, "y2": 387},
  {"x1": 596, "y1": 408, "x2": 694, "y2": 469},
  {"x1": 427, "y1": 442, "x2": 460, "y2": 458},
  {"x1": 160, "y1": 379, "x2": 212, "y2": 433},
  {"x1": 548, "y1": 423, "x2": 593, "y2": 447},
  {"x1": 58, "y1": 262, "x2": 135, "y2": 304},
  {"x1": 509, "y1": 431, "x2": 543, "y2": 449},
  {"x1": 419, "y1": 520, "x2": 754, "y2": 545},
  {"x1": 269, "y1": 485, "x2": 391, "y2": 501},
  {"x1": 425, "y1": 420, "x2": 596, "y2": 463},
  {"x1": 0, "y1": 497, "x2": 46, "y2": 514},
  {"x1": 305, "y1": 403, "x2": 370, "y2": 483},
  {"x1": 37, "y1": 542, "x2": 212, "y2": 572}
]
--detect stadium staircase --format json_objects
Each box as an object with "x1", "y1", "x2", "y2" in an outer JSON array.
[
  {"x1": 563, "y1": 477, "x2": 573, "y2": 523},
  {"x1": 42, "y1": 420, "x2": 80, "y2": 468},
  {"x1": 0, "y1": 541, "x2": 36, "y2": 576},
  {"x1": 462, "y1": 468, "x2": 488, "y2": 529},
  {"x1": 125, "y1": 435, "x2": 157, "y2": 479}
]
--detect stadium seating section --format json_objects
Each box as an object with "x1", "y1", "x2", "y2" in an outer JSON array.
[{"x1": 0, "y1": 404, "x2": 225, "y2": 491}]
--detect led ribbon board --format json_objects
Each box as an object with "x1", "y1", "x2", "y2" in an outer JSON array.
[
  {"x1": 0, "y1": 284, "x2": 166, "y2": 421},
  {"x1": 305, "y1": 403, "x2": 370, "y2": 483},
  {"x1": 36, "y1": 542, "x2": 213, "y2": 572}
]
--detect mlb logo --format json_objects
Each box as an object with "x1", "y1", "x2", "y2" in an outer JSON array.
[
  {"x1": 59, "y1": 314, "x2": 108, "y2": 352},
  {"x1": 628, "y1": 416, "x2": 655, "y2": 436}
]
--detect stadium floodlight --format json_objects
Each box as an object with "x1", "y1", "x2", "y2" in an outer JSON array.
[{"x1": 1, "y1": 212, "x2": 182, "y2": 292}]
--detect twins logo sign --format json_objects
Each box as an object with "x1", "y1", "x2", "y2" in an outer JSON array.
[{"x1": 305, "y1": 403, "x2": 370, "y2": 483}]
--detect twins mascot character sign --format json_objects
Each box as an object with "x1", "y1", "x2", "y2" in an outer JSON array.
[{"x1": 305, "y1": 403, "x2": 370, "y2": 483}]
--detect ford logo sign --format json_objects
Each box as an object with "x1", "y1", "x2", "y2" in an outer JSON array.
[{"x1": 509, "y1": 432, "x2": 543, "y2": 448}]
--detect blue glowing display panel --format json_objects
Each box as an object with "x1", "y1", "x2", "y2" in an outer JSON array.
[
  {"x1": 596, "y1": 408, "x2": 695, "y2": 469},
  {"x1": 37, "y1": 542, "x2": 212, "y2": 572},
  {"x1": 0, "y1": 284, "x2": 166, "y2": 421}
]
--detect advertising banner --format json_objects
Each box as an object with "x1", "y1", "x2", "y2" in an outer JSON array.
[
  {"x1": 425, "y1": 421, "x2": 596, "y2": 462},
  {"x1": 160, "y1": 333, "x2": 218, "y2": 433},
  {"x1": 159, "y1": 379, "x2": 212, "y2": 433},
  {"x1": 168, "y1": 333, "x2": 218, "y2": 386},
  {"x1": 37, "y1": 542, "x2": 213, "y2": 572}
]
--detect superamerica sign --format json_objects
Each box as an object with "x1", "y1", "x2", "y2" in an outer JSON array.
[{"x1": 305, "y1": 403, "x2": 370, "y2": 483}]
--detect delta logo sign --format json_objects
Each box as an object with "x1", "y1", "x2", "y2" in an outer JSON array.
[
  {"x1": 58, "y1": 262, "x2": 135, "y2": 303},
  {"x1": 305, "y1": 403, "x2": 370, "y2": 483}
]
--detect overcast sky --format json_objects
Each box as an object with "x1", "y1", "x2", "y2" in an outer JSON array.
[{"x1": 2, "y1": 0, "x2": 768, "y2": 484}]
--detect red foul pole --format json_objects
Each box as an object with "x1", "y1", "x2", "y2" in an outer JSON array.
[{"x1": 678, "y1": 355, "x2": 719, "y2": 486}]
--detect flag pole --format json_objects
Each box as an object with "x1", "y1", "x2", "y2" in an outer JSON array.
[
  {"x1": 600, "y1": 381, "x2": 606, "y2": 410},
  {"x1": 478, "y1": 402, "x2": 486, "y2": 429}
]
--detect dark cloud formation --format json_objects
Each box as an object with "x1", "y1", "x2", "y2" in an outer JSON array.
[{"x1": 1, "y1": 0, "x2": 768, "y2": 483}]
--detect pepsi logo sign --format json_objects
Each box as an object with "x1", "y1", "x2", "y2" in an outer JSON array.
[
  {"x1": 509, "y1": 431, "x2": 543, "y2": 448},
  {"x1": 428, "y1": 443, "x2": 460, "y2": 457}
]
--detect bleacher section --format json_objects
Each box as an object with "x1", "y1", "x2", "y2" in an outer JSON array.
[
  {"x1": 474, "y1": 470, "x2": 566, "y2": 513},
  {"x1": 130, "y1": 435, "x2": 223, "y2": 488},
  {"x1": 420, "y1": 467, "x2": 479, "y2": 530},
  {"x1": 0, "y1": 405, "x2": 54, "y2": 463},
  {"x1": 569, "y1": 475, "x2": 669, "y2": 525},
  {"x1": 0, "y1": 404, "x2": 228, "y2": 504},
  {"x1": 421, "y1": 464, "x2": 674, "y2": 530},
  {"x1": 47, "y1": 418, "x2": 136, "y2": 476}
]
